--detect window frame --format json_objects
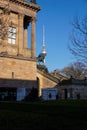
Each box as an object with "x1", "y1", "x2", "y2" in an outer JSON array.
[{"x1": 8, "y1": 26, "x2": 16, "y2": 44}]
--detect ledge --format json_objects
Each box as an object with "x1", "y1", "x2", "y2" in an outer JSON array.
[
  {"x1": 10, "y1": 0, "x2": 41, "y2": 12},
  {"x1": 0, "y1": 53, "x2": 37, "y2": 62}
]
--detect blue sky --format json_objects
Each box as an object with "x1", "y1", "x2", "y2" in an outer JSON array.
[{"x1": 36, "y1": 0, "x2": 87, "y2": 72}]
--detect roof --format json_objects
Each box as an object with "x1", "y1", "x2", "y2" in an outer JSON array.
[
  {"x1": 37, "y1": 69, "x2": 60, "y2": 83},
  {"x1": 37, "y1": 65, "x2": 68, "y2": 84},
  {"x1": 59, "y1": 77, "x2": 87, "y2": 86}
]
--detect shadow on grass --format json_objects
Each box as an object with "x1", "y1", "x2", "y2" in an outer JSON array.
[{"x1": 0, "y1": 100, "x2": 87, "y2": 130}]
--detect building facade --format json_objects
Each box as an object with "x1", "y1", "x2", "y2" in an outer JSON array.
[
  {"x1": 0, "y1": 0, "x2": 40, "y2": 100},
  {"x1": 0, "y1": 0, "x2": 67, "y2": 101},
  {"x1": 58, "y1": 77, "x2": 87, "y2": 99}
]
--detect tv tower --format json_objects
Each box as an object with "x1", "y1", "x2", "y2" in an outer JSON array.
[
  {"x1": 41, "y1": 25, "x2": 47, "y2": 65},
  {"x1": 37, "y1": 25, "x2": 47, "y2": 65}
]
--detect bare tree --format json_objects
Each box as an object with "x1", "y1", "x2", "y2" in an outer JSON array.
[
  {"x1": 0, "y1": 0, "x2": 10, "y2": 43},
  {"x1": 69, "y1": 16, "x2": 87, "y2": 65},
  {"x1": 60, "y1": 62, "x2": 87, "y2": 79}
]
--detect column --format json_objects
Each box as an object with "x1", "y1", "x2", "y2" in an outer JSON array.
[
  {"x1": 18, "y1": 14, "x2": 24, "y2": 55},
  {"x1": 31, "y1": 17, "x2": 36, "y2": 59}
]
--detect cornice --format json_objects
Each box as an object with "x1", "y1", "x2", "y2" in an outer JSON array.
[
  {"x1": 10, "y1": 0, "x2": 41, "y2": 12},
  {"x1": 0, "y1": 54, "x2": 36, "y2": 62}
]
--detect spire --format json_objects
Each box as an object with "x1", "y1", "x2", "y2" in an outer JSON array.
[
  {"x1": 42, "y1": 25, "x2": 45, "y2": 46},
  {"x1": 42, "y1": 25, "x2": 47, "y2": 57},
  {"x1": 37, "y1": 25, "x2": 47, "y2": 65}
]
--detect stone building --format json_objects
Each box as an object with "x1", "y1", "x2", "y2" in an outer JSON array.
[
  {"x1": 58, "y1": 77, "x2": 87, "y2": 99},
  {"x1": 0, "y1": 0, "x2": 40, "y2": 100},
  {"x1": 0, "y1": 0, "x2": 66, "y2": 101}
]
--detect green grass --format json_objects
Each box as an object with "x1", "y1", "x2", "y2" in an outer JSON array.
[{"x1": 0, "y1": 100, "x2": 87, "y2": 130}]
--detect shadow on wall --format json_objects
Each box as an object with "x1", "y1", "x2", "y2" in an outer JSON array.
[{"x1": 0, "y1": 78, "x2": 37, "y2": 101}]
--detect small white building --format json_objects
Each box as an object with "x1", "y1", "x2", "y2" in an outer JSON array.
[
  {"x1": 42, "y1": 88, "x2": 58, "y2": 100},
  {"x1": 58, "y1": 77, "x2": 87, "y2": 99}
]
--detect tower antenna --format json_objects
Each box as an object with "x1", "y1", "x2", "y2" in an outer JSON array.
[
  {"x1": 37, "y1": 25, "x2": 47, "y2": 65},
  {"x1": 41, "y1": 25, "x2": 47, "y2": 65},
  {"x1": 42, "y1": 25, "x2": 45, "y2": 46}
]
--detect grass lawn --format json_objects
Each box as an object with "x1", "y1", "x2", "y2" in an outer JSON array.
[{"x1": 0, "y1": 100, "x2": 87, "y2": 130}]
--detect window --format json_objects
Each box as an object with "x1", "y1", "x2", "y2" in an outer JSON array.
[{"x1": 8, "y1": 26, "x2": 16, "y2": 44}]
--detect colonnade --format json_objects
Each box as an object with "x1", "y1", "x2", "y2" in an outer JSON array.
[{"x1": 18, "y1": 14, "x2": 36, "y2": 58}]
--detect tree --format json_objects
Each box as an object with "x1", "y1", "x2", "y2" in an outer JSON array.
[
  {"x1": 69, "y1": 16, "x2": 87, "y2": 65},
  {"x1": 0, "y1": 0, "x2": 10, "y2": 43},
  {"x1": 60, "y1": 62, "x2": 87, "y2": 79},
  {"x1": 24, "y1": 87, "x2": 38, "y2": 101}
]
